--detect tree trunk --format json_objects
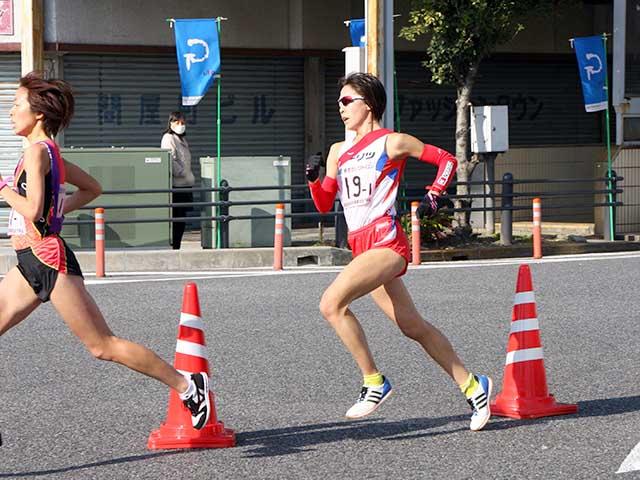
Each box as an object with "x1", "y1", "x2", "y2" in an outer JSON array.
[{"x1": 453, "y1": 64, "x2": 480, "y2": 233}]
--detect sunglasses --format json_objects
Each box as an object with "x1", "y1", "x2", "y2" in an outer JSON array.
[{"x1": 338, "y1": 96, "x2": 365, "y2": 107}]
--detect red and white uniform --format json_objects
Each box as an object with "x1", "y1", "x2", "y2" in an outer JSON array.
[{"x1": 336, "y1": 128, "x2": 405, "y2": 232}]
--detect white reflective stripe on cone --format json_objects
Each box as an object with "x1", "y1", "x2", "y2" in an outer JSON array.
[
  {"x1": 179, "y1": 312, "x2": 205, "y2": 330},
  {"x1": 509, "y1": 318, "x2": 540, "y2": 334},
  {"x1": 505, "y1": 347, "x2": 544, "y2": 365},
  {"x1": 176, "y1": 339, "x2": 207, "y2": 358},
  {"x1": 514, "y1": 291, "x2": 535, "y2": 305},
  {"x1": 95, "y1": 234, "x2": 105, "y2": 240}
]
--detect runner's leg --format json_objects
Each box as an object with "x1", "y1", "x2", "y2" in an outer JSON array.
[
  {"x1": 49, "y1": 273, "x2": 187, "y2": 393},
  {"x1": 0, "y1": 267, "x2": 42, "y2": 336},
  {"x1": 319, "y1": 248, "x2": 406, "y2": 375},
  {"x1": 370, "y1": 278, "x2": 469, "y2": 385}
]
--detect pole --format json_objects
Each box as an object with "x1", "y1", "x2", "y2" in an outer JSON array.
[
  {"x1": 532, "y1": 198, "x2": 542, "y2": 259},
  {"x1": 215, "y1": 18, "x2": 223, "y2": 249},
  {"x1": 95, "y1": 208, "x2": 105, "y2": 278},
  {"x1": 500, "y1": 173, "x2": 513, "y2": 246},
  {"x1": 602, "y1": 33, "x2": 615, "y2": 240},
  {"x1": 273, "y1": 203, "x2": 284, "y2": 270},
  {"x1": 366, "y1": 0, "x2": 380, "y2": 77},
  {"x1": 411, "y1": 201, "x2": 421, "y2": 265},
  {"x1": 484, "y1": 153, "x2": 496, "y2": 234}
]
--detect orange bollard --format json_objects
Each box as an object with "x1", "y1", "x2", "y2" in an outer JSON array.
[
  {"x1": 532, "y1": 198, "x2": 542, "y2": 259},
  {"x1": 411, "y1": 201, "x2": 421, "y2": 266},
  {"x1": 95, "y1": 208, "x2": 105, "y2": 278},
  {"x1": 273, "y1": 203, "x2": 284, "y2": 270}
]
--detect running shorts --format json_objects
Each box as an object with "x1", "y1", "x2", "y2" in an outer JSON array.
[
  {"x1": 347, "y1": 215, "x2": 410, "y2": 277},
  {"x1": 16, "y1": 239, "x2": 83, "y2": 302}
]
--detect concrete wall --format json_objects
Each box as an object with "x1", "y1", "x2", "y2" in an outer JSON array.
[
  {"x1": 497, "y1": 145, "x2": 606, "y2": 223},
  {"x1": 600, "y1": 147, "x2": 640, "y2": 234},
  {"x1": 38, "y1": 0, "x2": 607, "y2": 54}
]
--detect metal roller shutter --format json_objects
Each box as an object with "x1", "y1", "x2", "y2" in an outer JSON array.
[
  {"x1": 63, "y1": 53, "x2": 305, "y2": 201},
  {"x1": 0, "y1": 54, "x2": 22, "y2": 236},
  {"x1": 326, "y1": 55, "x2": 603, "y2": 191}
]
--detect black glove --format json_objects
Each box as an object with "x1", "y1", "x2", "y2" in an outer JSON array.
[
  {"x1": 416, "y1": 191, "x2": 448, "y2": 219},
  {"x1": 305, "y1": 152, "x2": 323, "y2": 182}
]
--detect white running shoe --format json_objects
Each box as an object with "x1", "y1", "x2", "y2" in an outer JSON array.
[
  {"x1": 180, "y1": 372, "x2": 211, "y2": 430},
  {"x1": 345, "y1": 377, "x2": 393, "y2": 419},
  {"x1": 467, "y1": 374, "x2": 492, "y2": 431}
]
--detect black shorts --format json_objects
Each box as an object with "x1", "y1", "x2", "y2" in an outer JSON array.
[{"x1": 16, "y1": 244, "x2": 83, "y2": 303}]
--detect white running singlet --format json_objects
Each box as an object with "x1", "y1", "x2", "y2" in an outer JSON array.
[{"x1": 336, "y1": 129, "x2": 406, "y2": 231}]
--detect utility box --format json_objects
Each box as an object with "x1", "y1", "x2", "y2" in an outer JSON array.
[
  {"x1": 60, "y1": 147, "x2": 171, "y2": 249},
  {"x1": 200, "y1": 156, "x2": 291, "y2": 248},
  {"x1": 470, "y1": 106, "x2": 509, "y2": 153}
]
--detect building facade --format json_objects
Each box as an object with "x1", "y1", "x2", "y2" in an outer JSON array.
[{"x1": 1, "y1": 0, "x2": 627, "y2": 232}]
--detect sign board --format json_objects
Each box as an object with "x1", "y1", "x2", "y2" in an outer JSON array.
[{"x1": 0, "y1": 0, "x2": 14, "y2": 35}]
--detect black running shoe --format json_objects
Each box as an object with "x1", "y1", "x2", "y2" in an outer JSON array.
[{"x1": 181, "y1": 373, "x2": 211, "y2": 430}]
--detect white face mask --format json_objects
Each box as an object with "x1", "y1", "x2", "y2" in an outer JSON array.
[{"x1": 171, "y1": 123, "x2": 186, "y2": 135}]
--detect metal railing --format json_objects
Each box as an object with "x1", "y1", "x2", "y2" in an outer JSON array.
[{"x1": 0, "y1": 173, "x2": 624, "y2": 247}]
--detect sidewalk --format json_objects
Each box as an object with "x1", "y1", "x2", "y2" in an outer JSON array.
[{"x1": 2, "y1": 225, "x2": 640, "y2": 274}]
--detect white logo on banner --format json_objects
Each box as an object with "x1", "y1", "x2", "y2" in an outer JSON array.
[
  {"x1": 183, "y1": 38, "x2": 209, "y2": 71},
  {"x1": 583, "y1": 53, "x2": 602, "y2": 81}
]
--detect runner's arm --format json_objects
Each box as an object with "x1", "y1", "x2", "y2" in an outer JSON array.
[
  {"x1": 0, "y1": 143, "x2": 48, "y2": 221},
  {"x1": 62, "y1": 160, "x2": 102, "y2": 214},
  {"x1": 308, "y1": 142, "x2": 341, "y2": 213},
  {"x1": 386, "y1": 133, "x2": 457, "y2": 194}
]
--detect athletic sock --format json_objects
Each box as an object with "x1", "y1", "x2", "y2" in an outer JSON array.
[
  {"x1": 460, "y1": 372, "x2": 479, "y2": 398},
  {"x1": 179, "y1": 374, "x2": 196, "y2": 399},
  {"x1": 363, "y1": 372, "x2": 384, "y2": 387}
]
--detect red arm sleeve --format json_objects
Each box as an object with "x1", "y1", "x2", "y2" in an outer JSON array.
[
  {"x1": 419, "y1": 144, "x2": 458, "y2": 194},
  {"x1": 309, "y1": 176, "x2": 338, "y2": 213}
]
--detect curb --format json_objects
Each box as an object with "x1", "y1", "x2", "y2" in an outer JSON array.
[
  {"x1": 2, "y1": 241, "x2": 640, "y2": 274},
  {"x1": 420, "y1": 241, "x2": 640, "y2": 262}
]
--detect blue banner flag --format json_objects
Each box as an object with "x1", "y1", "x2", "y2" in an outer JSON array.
[
  {"x1": 349, "y1": 19, "x2": 365, "y2": 47},
  {"x1": 173, "y1": 19, "x2": 220, "y2": 106},
  {"x1": 572, "y1": 35, "x2": 607, "y2": 112}
]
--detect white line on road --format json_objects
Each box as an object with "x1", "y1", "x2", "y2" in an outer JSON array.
[
  {"x1": 5, "y1": 251, "x2": 640, "y2": 285},
  {"x1": 617, "y1": 440, "x2": 640, "y2": 474}
]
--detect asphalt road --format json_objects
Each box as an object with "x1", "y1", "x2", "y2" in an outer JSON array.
[{"x1": 1, "y1": 252, "x2": 640, "y2": 479}]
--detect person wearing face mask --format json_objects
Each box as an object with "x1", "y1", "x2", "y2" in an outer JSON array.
[
  {"x1": 305, "y1": 73, "x2": 492, "y2": 431},
  {"x1": 161, "y1": 111, "x2": 195, "y2": 249}
]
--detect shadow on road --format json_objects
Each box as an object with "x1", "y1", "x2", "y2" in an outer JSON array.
[
  {"x1": 238, "y1": 395, "x2": 640, "y2": 457},
  {"x1": 238, "y1": 415, "x2": 472, "y2": 457},
  {"x1": 577, "y1": 395, "x2": 640, "y2": 417},
  {"x1": 0, "y1": 451, "x2": 188, "y2": 478}
]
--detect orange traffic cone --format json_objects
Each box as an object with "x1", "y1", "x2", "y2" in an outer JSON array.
[
  {"x1": 148, "y1": 282, "x2": 236, "y2": 449},
  {"x1": 491, "y1": 264, "x2": 577, "y2": 419}
]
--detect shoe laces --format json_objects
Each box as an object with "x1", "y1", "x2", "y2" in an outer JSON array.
[
  {"x1": 183, "y1": 390, "x2": 203, "y2": 415},
  {"x1": 466, "y1": 388, "x2": 487, "y2": 414},
  {"x1": 357, "y1": 386, "x2": 369, "y2": 402}
]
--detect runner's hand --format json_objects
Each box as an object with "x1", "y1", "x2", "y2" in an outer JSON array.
[
  {"x1": 416, "y1": 191, "x2": 447, "y2": 219},
  {"x1": 305, "y1": 152, "x2": 323, "y2": 182}
]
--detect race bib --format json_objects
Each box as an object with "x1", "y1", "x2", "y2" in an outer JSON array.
[
  {"x1": 50, "y1": 183, "x2": 66, "y2": 232},
  {"x1": 7, "y1": 208, "x2": 26, "y2": 236},
  {"x1": 339, "y1": 151, "x2": 377, "y2": 208}
]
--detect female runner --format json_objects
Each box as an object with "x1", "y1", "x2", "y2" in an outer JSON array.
[
  {"x1": 307, "y1": 73, "x2": 492, "y2": 431},
  {"x1": 0, "y1": 72, "x2": 210, "y2": 431}
]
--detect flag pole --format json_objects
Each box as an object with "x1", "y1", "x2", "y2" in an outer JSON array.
[
  {"x1": 602, "y1": 32, "x2": 614, "y2": 240},
  {"x1": 215, "y1": 17, "x2": 223, "y2": 249}
]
